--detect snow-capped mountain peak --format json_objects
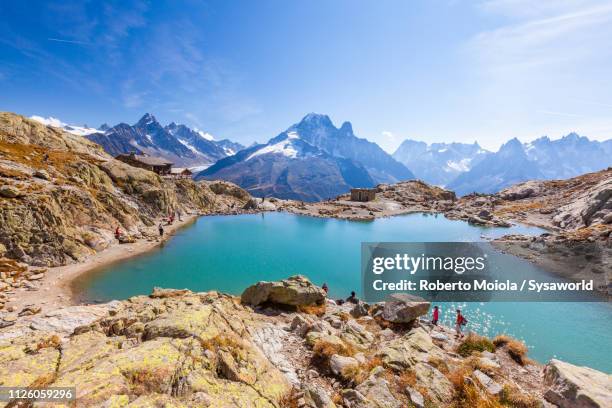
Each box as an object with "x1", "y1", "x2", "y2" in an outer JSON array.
[
  {"x1": 246, "y1": 131, "x2": 302, "y2": 161},
  {"x1": 194, "y1": 128, "x2": 215, "y2": 141}
]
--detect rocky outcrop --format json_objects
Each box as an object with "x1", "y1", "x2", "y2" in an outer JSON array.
[
  {"x1": 0, "y1": 112, "x2": 253, "y2": 268},
  {"x1": 1, "y1": 290, "x2": 291, "y2": 407},
  {"x1": 544, "y1": 359, "x2": 612, "y2": 408},
  {"x1": 381, "y1": 293, "x2": 430, "y2": 323},
  {"x1": 2, "y1": 279, "x2": 610, "y2": 407},
  {"x1": 240, "y1": 275, "x2": 326, "y2": 307}
]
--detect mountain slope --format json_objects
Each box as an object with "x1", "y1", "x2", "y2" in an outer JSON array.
[
  {"x1": 198, "y1": 131, "x2": 374, "y2": 201},
  {"x1": 393, "y1": 140, "x2": 489, "y2": 186},
  {"x1": 447, "y1": 138, "x2": 543, "y2": 195},
  {"x1": 289, "y1": 113, "x2": 413, "y2": 184},
  {"x1": 0, "y1": 112, "x2": 252, "y2": 266},
  {"x1": 32, "y1": 114, "x2": 244, "y2": 168}
]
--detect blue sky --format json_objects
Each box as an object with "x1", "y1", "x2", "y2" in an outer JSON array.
[{"x1": 1, "y1": 0, "x2": 612, "y2": 152}]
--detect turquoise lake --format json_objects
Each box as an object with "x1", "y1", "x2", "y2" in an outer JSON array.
[{"x1": 73, "y1": 212, "x2": 612, "y2": 372}]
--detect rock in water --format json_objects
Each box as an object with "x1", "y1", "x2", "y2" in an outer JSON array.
[
  {"x1": 382, "y1": 293, "x2": 430, "y2": 323},
  {"x1": 240, "y1": 275, "x2": 326, "y2": 307},
  {"x1": 544, "y1": 359, "x2": 612, "y2": 408}
]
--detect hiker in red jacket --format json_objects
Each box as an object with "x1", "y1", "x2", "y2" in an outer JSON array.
[
  {"x1": 455, "y1": 309, "x2": 467, "y2": 338},
  {"x1": 431, "y1": 306, "x2": 439, "y2": 326}
]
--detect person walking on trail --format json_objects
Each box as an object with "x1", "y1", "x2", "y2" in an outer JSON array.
[
  {"x1": 455, "y1": 309, "x2": 467, "y2": 338},
  {"x1": 158, "y1": 223, "x2": 164, "y2": 238},
  {"x1": 431, "y1": 306, "x2": 439, "y2": 326}
]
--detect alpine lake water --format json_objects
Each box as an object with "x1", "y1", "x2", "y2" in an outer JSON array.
[{"x1": 73, "y1": 212, "x2": 612, "y2": 372}]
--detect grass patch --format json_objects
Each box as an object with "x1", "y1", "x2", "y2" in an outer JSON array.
[
  {"x1": 493, "y1": 334, "x2": 528, "y2": 365},
  {"x1": 457, "y1": 334, "x2": 494, "y2": 357},
  {"x1": 499, "y1": 384, "x2": 539, "y2": 408},
  {"x1": 447, "y1": 367, "x2": 503, "y2": 408},
  {"x1": 428, "y1": 355, "x2": 449, "y2": 374},
  {"x1": 348, "y1": 356, "x2": 384, "y2": 384},
  {"x1": 37, "y1": 335, "x2": 61, "y2": 351},
  {"x1": 298, "y1": 303, "x2": 326, "y2": 317},
  {"x1": 279, "y1": 387, "x2": 301, "y2": 408},
  {"x1": 126, "y1": 367, "x2": 173, "y2": 395},
  {"x1": 311, "y1": 338, "x2": 356, "y2": 371}
]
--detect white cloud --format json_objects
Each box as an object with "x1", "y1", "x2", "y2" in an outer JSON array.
[
  {"x1": 376, "y1": 130, "x2": 402, "y2": 154},
  {"x1": 470, "y1": 2, "x2": 612, "y2": 71},
  {"x1": 30, "y1": 115, "x2": 66, "y2": 128}
]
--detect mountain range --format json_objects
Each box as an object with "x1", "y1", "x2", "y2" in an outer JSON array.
[
  {"x1": 393, "y1": 133, "x2": 612, "y2": 196},
  {"x1": 392, "y1": 140, "x2": 490, "y2": 186},
  {"x1": 31, "y1": 114, "x2": 244, "y2": 168},
  {"x1": 446, "y1": 134, "x2": 612, "y2": 195},
  {"x1": 196, "y1": 113, "x2": 413, "y2": 201},
  {"x1": 31, "y1": 113, "x2": 611, "y2": 200}
]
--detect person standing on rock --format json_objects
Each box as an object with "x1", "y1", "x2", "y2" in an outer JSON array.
[
  {"x1": 455, "y1": 309, "x2": 467, "y2": 338},
  {"x1": 158, "y1": 223, "x2": 164, "y2": 238},
  {"x1": 431, "y1": 306, "x2": 439, "y2": 326},
  {"x1": 346, "y1": 291, "x2": 358, "y2": 304}
]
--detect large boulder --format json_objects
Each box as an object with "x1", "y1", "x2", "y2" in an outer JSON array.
[
  {"x1": 241, "y1": 275, "x2": 326, "y2": 307},
  {"x1": 543, "y1": 359, "x2": 612, "y2": 408},
  {"x1": 378, "y1": 327, "x2": 445, "y2": 370},
  {"x1": 382, "y1": 293, "x2": 430, "y2": 323}
]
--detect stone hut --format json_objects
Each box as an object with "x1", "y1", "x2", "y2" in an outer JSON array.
[
  {"x1": 170, "y1": 168, "x2": 193, "y2": 179},
  {"x1": 115, "y1": 152, "x2": 173, "y2": 175},
  {"x1": 350, "y1": 188, "x2": 376, "y2": 202}
]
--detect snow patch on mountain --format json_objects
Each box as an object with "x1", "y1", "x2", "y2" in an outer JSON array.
[
  {"x1": 445, "y1": 158, "x2": 472, "y2": 172},
  {"x1": 177, "y1": 138, "x2": 200, "y2": 154},
  {"x1": 30, "y1": 115, "x2": 100, "y2": 136},
  {"x1": 194, "y1": 128, "x2": 214, "y2": 141},
  {"x1": 246, "y1": 132, "x2": 301, "y2": 161}
]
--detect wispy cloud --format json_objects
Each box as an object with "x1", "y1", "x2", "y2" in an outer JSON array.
[
  {"x1": 47, "y1": 37, "x2": 89, "y2": 45},
  {"x1": 537, "y1": 110, "x2": 583, "y2": 118},
  {"x1": 470, "y1": 2, "x2": 612, "y2": 71}
]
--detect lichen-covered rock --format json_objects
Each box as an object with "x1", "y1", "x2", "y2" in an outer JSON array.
[
  {"x1": 354, "y1": 366, "x2": 402, "y2": 408},
  {"x1": 544, "y1": 359, "x2": 612, "y2": 408},
  {"x1": 330, "y1": 354, "x2": 359, "y2": 379},
  {"x1": 241, "y1": 275, "x2": 326, "y2": 307},
  {"x1": 378, "y1": 327, "x2": 445, "y2": 370},
  {"x1": 1, "y1": 290, "x2": 291, "y2": 407},
  {"x1": 304, "y1": 385, "x2": 336, "y2": 408}
]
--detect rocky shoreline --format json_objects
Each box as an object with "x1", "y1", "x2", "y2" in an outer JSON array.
[
  {"x1": 267, "y1": 171, "x2": 611, "y2": 295},
  {"x1": 1, "y1": 276, "x2": 610, "y2": 407}
]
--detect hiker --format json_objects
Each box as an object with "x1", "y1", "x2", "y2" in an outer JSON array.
[
  {"x1": 431, "y1": 306, "x2": 439, "y2": 326},
  {"x1": 177, "y1": 210, "x2": 182, "y2": 222},
  {"x1": 455, "y1": 309, "x2": 467, "y2": 338},
  {"x1": 322, "y1": 283, "x2": 328, "y2": 294},
  {"x1": 114, "y1": 226, "x2": 121, "y2": 240},
  {"x1": 346, "y1": 291, "x2": 358, "y2": 304},
  {"x1": 158, "y1": 223, "x2": 164, "y2": 237}
]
